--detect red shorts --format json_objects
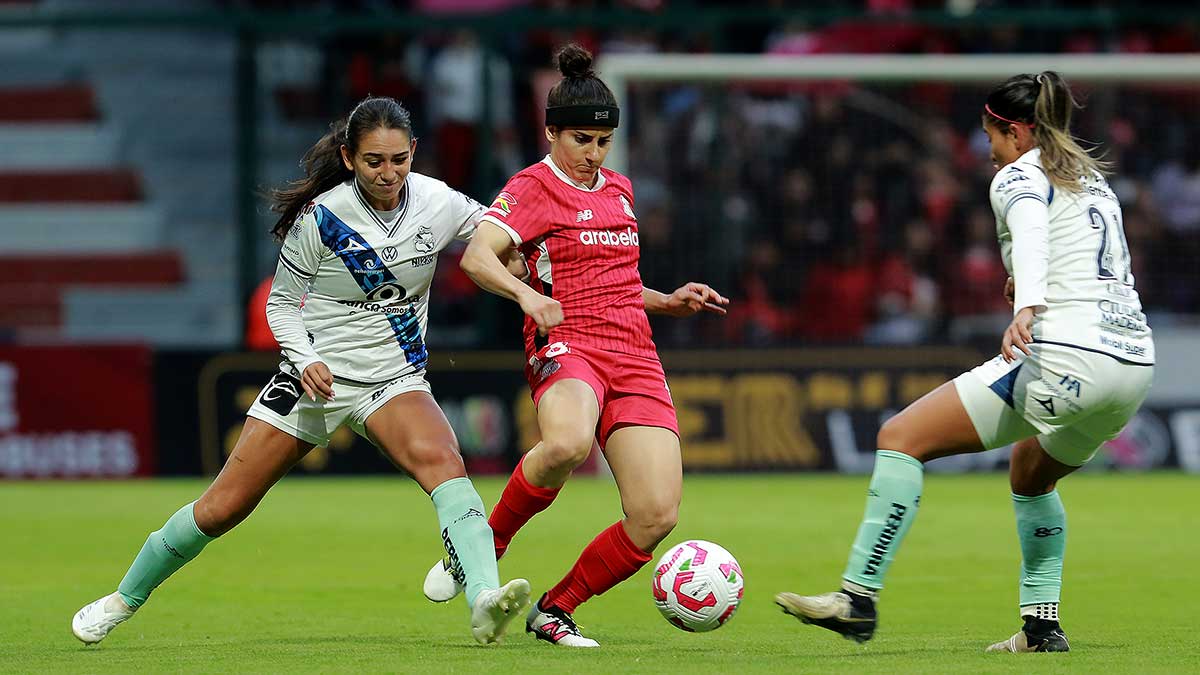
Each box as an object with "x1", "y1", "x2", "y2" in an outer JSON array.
[{"x1": 525, "y1": 340, "x2": 679, "y2": 445}]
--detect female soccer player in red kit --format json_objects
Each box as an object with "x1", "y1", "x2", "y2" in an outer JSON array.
[{"x1": 423, "y1": 44, "x2": 728, "y2": 646}]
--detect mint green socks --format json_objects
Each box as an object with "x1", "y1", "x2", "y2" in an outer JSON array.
[
  {"x1": 117, "y1": 501, "x2": 215, "y2": 608},
  {"x1": 431, "y1": 477, "x2": 499, "y2": 608},
  {"x1": 842, "y1": 450, "x2": 924, "y2": 590},
  {"x1": 1013, "y1": 490, "x2": 1066, "y2": 608}
]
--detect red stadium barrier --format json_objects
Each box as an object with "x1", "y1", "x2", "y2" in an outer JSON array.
[{"x1": 0, "y1": 345, "x2": 155, "y2": 478}]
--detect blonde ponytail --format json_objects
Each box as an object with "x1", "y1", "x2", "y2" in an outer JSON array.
[{"x1": 1030, "y1": 71, "x2": 1111, "y2": 191}]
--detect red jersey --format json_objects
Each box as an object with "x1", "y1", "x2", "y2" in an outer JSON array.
[{"x1": 481, "y1": 157, "x2": 657, "y2": 360}]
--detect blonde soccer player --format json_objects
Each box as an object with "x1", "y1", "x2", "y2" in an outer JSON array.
[{"x1": 776, "y1": 72, "x2": 1154, "y2": 654}]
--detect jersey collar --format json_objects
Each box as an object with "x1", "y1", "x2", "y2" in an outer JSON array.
[
  {"x1": 353, "y1": 177, "x2": 410, "y2": 237},
  {"x1": 541, "y1": 155, "x2": 607, "y2": 192}
]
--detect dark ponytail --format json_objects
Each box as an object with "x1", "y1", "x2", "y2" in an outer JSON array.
[
  {"x1": 547, "y1": 43, "x2": 617, "y2": 110},
  {"x1": 269, "y1": 96, "x2": 413, "y2": 240},
  {"x1": 984, "y1": 71, "x2": 1109, "y2": 192}
]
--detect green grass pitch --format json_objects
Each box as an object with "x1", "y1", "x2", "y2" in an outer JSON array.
[{"x1": 2, "y1": 473, "x2": 1197, "y2": 674}]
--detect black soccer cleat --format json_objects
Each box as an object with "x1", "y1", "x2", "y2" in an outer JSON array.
[{"x1": 775, "y1": 588, "x2": 878, "y2": 643}]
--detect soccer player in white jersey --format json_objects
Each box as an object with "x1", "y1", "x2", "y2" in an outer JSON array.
[
  {"x1": 776, "y1": 72, "x2": 1154, "y2": 654},
  {"x1": 71, "y1": 96, "x2": 531, "y2": 646}
]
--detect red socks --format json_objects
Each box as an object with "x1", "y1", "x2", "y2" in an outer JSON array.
[
  {"x1": 544, "y1": 521, "x2": 653, "y2": 614},
  {"x1": 489, "y1": 456, "x2": 561, "y2": 560}
]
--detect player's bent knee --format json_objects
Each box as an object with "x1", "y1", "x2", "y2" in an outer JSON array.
[
  {"x1": 630, "y1": 502, "x2": 678, "y2": 544},
  {"x1": 538, "y1": 436, "x2": 592, "y2": 471},
  {"x1": 194, "y1": 495, "x2": 252, "y2": 538},
  {"x1": 404, "y1": 438, "x2": 464, "y2": 471},
  {"x1": 876, "y1": 415, "x2": 924, "y2": 460}
]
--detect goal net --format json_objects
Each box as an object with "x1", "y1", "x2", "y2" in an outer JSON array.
[{"x1": 597, "y1": 54, "x2": 1200, "y2": 350}]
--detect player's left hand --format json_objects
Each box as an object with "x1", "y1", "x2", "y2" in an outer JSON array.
[
  {"x1": 664, "y1": 282, "x2": 730, "y2": 317},
  {"x1": 1001, "y1": 306, "x2": 1036, "y2": 363}
]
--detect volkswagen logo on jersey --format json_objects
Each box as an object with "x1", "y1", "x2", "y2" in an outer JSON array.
[{"x1": 382, "y1": 246, "x2": 399, "y2": 262}]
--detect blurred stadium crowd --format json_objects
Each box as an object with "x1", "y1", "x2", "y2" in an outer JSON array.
[
  {"x1": 241, "y1": 0, "x2": 1200, "y2": 349},
  {"x1": 20, "y1": 0, "x2": 1195, "y2": 350}
]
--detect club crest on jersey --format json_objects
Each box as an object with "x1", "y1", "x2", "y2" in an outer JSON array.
[
  {"x1": 493, "y1": 191, "x2": 518, "y2": 215},
  {"x1": 619, "y1": 195, "x2": 636, "y2": 220},
  {"x1": 414, "y1": 225, "x2": 436, "y2": 253}
]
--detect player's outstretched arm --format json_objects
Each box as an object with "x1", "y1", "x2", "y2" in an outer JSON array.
[
  {"x1": 643, "y1": 283, "x2": 730, "y2": 317},
  {"x1": 461, "y1": 222, "x2": 563, "y2": 334}
]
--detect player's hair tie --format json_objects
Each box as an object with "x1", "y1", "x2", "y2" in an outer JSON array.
[
  {"x1": 985, "y1": 104, "x2": 1035, "y2": 129},
  {"x1": 545, "y1": 105, "x2": 620, "y2": 128}
]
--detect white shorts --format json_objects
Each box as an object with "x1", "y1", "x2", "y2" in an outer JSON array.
[
  {"x1": 246, "y1": 369, "x2": 432, "y2": 446},
  {"x1": 954, "y1": 343, "x2": 1153, "y2": 466}
]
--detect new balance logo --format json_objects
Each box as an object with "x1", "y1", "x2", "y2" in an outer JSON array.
[
  {"x1": 576, "y1": 209, "x2": 593, "y2": 222},
  {"x1": 578, "y1": 227, "x2": 639, "y2": 247}
]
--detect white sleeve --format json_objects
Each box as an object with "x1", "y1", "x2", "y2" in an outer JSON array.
[
  {"x1": 267, "y1": 209, "x2": 326, "y2": 373},
  {"x1": 448, "y1": 188, "x2": 485, "y2": 242},
  {"x1": 1006, "y1": 196, "x2": 1050, "y2": 313},
  {"x1": 989, "y1": 164, "x2": 1049, "y2": 220}
]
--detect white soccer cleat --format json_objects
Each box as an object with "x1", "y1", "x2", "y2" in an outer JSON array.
[
  {"x1": 470, "y1": 578, "x2": 532, "y2": 645},
  {"x1": 987, "y1": 631, "x2": 1034, "y2": 653},
  {"x1": 71, "y1": 592, "x2": 136, "y2": 644},
  {"x1": 775, "y1": 589, "x2": 877, "y2": 643},
  {"x1": 423, "y1": 556, "x2": 465, "y2": 603},
  {"x1": 525, "y1": 594, "x2": 600, "y2": 647}
]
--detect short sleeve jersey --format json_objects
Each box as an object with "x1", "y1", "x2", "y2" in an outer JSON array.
[
  {"x1": 989, "y1": 149, "x2": 1154, "y2": 364},
  {"x1": 275, "y1": 174, "x2": 483, "y2": 383},
  {"x1": 480, "y1": 156, "x2": 657, "y2": 360}
]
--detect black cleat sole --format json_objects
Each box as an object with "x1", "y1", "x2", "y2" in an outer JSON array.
[
  {"x1": 775, "y1": 599, "x2": 876, "y2": 644},
  {"x1": 800, "y1": 616, "x2": 876, "y2": 643}
]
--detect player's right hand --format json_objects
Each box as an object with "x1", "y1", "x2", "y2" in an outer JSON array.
[
  {"x1": 519, "y1": 293, "x2": 563, "y2": 336},
  {"x1": 1004, "y1": 276, "x2": 1015, "y2": 308},
  {"x1": 301, "y1": 362, "x2": 335, "y2": 402}
]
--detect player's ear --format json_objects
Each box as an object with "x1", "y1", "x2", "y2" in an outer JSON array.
[
  {"x1": 544, "y1": 126, "x2": 557, "y2": 145},
  {"x1": 340, "y1": 145, "x2": 354, "y2": 172}
]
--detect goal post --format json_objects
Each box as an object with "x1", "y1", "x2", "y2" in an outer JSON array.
[{"x1": 597, "y1": 53, "x2": 1200, "y2": 174}]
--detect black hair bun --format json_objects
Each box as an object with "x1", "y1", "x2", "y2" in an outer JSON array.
[{"x1": 556, "y1": 43, "x2": 595, "y2": 79}]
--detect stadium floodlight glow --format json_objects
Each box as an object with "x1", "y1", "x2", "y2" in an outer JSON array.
[{"x1": 597, "y1": 53, "x2": 1200, "y2": 173}]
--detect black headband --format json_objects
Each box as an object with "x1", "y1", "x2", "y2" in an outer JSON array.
[{"x1": 545, "y1": 105, "x2": 620, "y2": 128}]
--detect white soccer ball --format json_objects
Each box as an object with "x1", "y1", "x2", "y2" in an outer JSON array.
[{"x1": 652, "y1": 540, "x2": 744, "y2": 632}]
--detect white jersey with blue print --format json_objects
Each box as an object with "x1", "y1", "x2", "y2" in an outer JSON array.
[
  {"x1": 989, "y1": 148, "x2": 1153, "y2": 365},
  {"x1": 266, "y1": 174, "x2": 483, "y2": 384}
]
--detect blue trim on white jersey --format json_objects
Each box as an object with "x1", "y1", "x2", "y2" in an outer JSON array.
[
  {"x1": 988, "y1": 363, "x2": 1022, "y2": 408},
  {"x1": 1003, "y1": 192, "x2": 1047, "y2": 218},
  {"x1": 314, "y1": 205, "x2": 428, "y2": 370}
]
